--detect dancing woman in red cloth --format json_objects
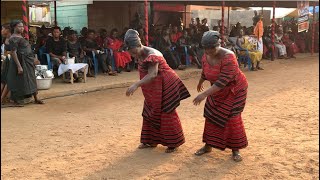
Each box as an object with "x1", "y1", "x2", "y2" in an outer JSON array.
[
  {"x1": 124, "y1": 29, "x2": 190, "y2": 153},
  {"x1": 193, "y1": 31, "x2": 248, "y2": 162}
]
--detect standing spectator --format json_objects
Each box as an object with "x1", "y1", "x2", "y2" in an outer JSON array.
[{"x1": 7, "y1": 20, "x2": 44, "y2": 106}]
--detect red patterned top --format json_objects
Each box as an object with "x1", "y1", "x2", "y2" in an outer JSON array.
[
  {"x1": 201, "y1": 53, "x2": 248, "y2": 127},
  {"x1": 138, "y1": 52, "x2": 190, "y2": 129}
]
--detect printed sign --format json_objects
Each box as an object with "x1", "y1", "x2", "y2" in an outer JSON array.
[{"x1": 297, "y1": 1, "x2": 309, "y2": 32}]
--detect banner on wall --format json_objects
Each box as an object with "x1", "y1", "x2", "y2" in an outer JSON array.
[
  {"x1": 29, "y1": 5, "x2": 51, "y2": 24},
  {"x1": 297, "y1": 1, "x2": 309, "y2": 32}
]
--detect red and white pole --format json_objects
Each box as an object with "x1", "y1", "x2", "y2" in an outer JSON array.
[
  {"x1": 144, "y1": 0, "x2": 149, "y2": 46},
  {"x1": 221, "y1": 1, "x2": 225, "y2": 47},
  {"x1": 22, "y1": 0, "x2": 29, "y2": 40},
  {"x1": 271, "y1": 1, "x2": 276, "y2": 61},
  {"x1": 311, "y1": 2, "x2": 316, "y2": 55}
]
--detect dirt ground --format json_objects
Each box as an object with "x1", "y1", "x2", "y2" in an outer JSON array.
[{"x1": 1, "y1": 55, "x2": 319, "y2": 180}]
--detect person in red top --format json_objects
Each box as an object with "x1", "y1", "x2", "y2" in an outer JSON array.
[
  {"x1": 170, "y1": 26, "x2": 182, "y2": 45},
  {"x1": 125, "y1": 29, "x2": 190, "y2": 153},
  {"x1": 105, "y1": 28, "x2": 132, "y2": 72},
  {"x1": 282, "y1": 27, "x2": 298, "y2": 58},
  {"x1": 95, "y1": 29, "x2": 108, "y2": 48},
  {"x1": 193, "y1": 31, "x2": 248, "y2": 162}
]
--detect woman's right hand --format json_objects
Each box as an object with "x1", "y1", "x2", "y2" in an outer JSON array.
[
  {"x1": 197, "y1": 81, "x2": 204, "y2": 92},
  {"x1": 17, "y1": 66, "x2": 23, "y2": 75}
]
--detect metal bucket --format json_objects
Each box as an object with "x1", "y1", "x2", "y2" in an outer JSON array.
[{"x1": 36, "y1": 78, "x2": 53, "y2": 90}]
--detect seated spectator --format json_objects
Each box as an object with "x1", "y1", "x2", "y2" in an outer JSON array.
[
  {"x1": 137, "y1": 26, "x2": 146, "y2": 46},
  {"x1": 262, "y1": 29, "x2": 276, "y2": 60},
  {"x1": 201, "y1": 18, "x2": 209, "y2": 32},
  {"x1": 275, "y1": 27, "x2": 288, "y2": 59},
  {"x1": 62, "y1": 27, "x2": 71, "y2": 41},
  {"x1": 154, "y1": 28, "x2": 185, "y2": 70},
  {"x1": 46, "y1": 26, "x2": 67, "y2": 71},
  {"x1": 170, "y1": 26, "x2": 182, "y2": 46},
  {"x1": 189, "y1": 18, "x2": 196, "y2": 29},
  {"x1": 79, "y1": 27, "x2": 88, "y2": 44},
  {"x1": 120, "y1": 27, "x2": 129, "y2": 41},
  {"x1": 189, "y1": 27, "x2": 204, "y2": 60},
  {"x1": 96, "y1": 29, "x2": 108, "y2": 48},
  {"x1": 230, "y1": 22, "x2": 242, "y2": 37},
  {"x1": 105, "y1": 28, "x2": 132, "y2": 73},
  {"x1": 176, "y1": 30, "x2": 202, "y2": 68},
  {"x1": 237, "y1": 29, "x2": 263, "y2": 71},
  {"x1": 35, "y1": 26, "x2": 49, "y2": 64},
  {"x1": 82, "y1": 29, "x2": 116, "y2": 76},
  {"x1": 282, "y1": 27, "x2": 298, "y2": 58},
  {"x1": 296, "y1": 31, "x2": 307, "y2": 53},
  {"x1": 65, "y1": 30, "x2": 89, "y2": 79}
]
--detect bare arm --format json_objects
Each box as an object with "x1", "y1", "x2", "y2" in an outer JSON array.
[
  {"x1": 202, "y1": 84, "x2": 222, "y2": 97},
  {"x1": 126, "y1": 62, "x2": 159, "y2": 96},
  {"x1": 136, "y1": 62, "x2": 159, "y2": 87},
  {"x1": 236, "y1": 38, "x2": 244, "y2": 49},
  {"x1": 8, "y1": 38, "x2": 23, "y2": 74},
  {"x1": 10, "y1": 50, "x2": 22, "y2": 70}
]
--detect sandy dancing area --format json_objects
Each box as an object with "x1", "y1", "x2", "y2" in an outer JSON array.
[{"x1": 1, "y1": 55, "x2": 319, "y2": 179}]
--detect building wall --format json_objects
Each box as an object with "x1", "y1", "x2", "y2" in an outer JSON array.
[
  {"x1": 191, "y1": 8, "x2": 271, "y2": 29},
  {"x1": 50, "y1": 4, "x2": 88, "y2": 33},
  {"x1": 87, "y1": 1, "x2": 144, "y2": 33},
  {"x1": 1, "y1": 1, "x2": 24, "y2": 24}
]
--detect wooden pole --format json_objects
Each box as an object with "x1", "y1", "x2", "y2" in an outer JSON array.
[
  {"x1": 221, "y1": 1, "x2": 225, "y2": 47},
  {"x1": 22, "y1": 0, "x2": 29, "y2": 40},
  {"x1": 54, "y1": 1, "x2": 57, "y2": 26},
  {"x1": 271, "y1": 1, "x2": 276, "y2": 61},
  {"x1": 311, "y1": 2, "x2": 316, "y2": 55},
  {"x1": 144, "y1": 0, "x2": 149, "y2": 46}
]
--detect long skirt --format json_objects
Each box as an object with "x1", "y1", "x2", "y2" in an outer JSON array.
[
  {"x1": 7, "y1": 53, "x2": 37, "y2": 101},
  {"x1": 239, "y1": 50, "x2": 262, "y2": 64},
  {"x1": 202, "y1": 114, "x2": 248, "y2": 150},
  {"x1": 275, "y1": 43, "x2": 287, "y2": 56},
  {"x1": 141, "y1": 109, "x2": 185, "y2": 148},
  {"x1": 1, "y1": 56, "x2": 10, "y2": 84},
  {"x1": 114, "y1": 51, "x2": 131, "y2": 68},
  {"x1": 285, "y1": 43, "x2": 298, "y2": 57}
]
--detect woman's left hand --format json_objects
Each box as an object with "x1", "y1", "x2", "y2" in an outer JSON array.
[
  {"x1": 193, "y1": 93, "x2": 207, "y2": 106},
  {"x1": 126, "y1": 83, "x2": 139, "y2": 96}
]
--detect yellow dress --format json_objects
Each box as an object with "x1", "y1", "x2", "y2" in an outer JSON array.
[{"x1": 239, "y1": 37, "x2": 262, "y2": 64}]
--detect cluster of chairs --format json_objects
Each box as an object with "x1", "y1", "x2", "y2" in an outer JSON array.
[{"x1": 37, "y1": 47, "x2": 123, "y2": 77}]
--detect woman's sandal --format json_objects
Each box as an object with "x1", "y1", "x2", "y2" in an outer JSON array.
[
  {"x1": 108, "y1": 71, "x2": 118, "y2": 76},
  {"x1": 165, "y1": 147, "x2": 177, "y2": 153},
  {"x1": 138, "y1": 143, "x2": 157, "y2": 149},
  {"x1": 257, "y1": 67, "x2": 264, "y2": 70},
  {"x1": 194, "y1": 146, "x2": 212, "y2": 156},
  {"x1": 34, "y1": 100, "x2": 45, "y2": 104},
  {"x1": 232, "y1": 152, "x2": 243, "y2": 162},
  {"x1": 178, "y1": 65, "x2": 186, "y2": 70}
]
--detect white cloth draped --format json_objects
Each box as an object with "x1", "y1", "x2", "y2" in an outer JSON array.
[{"x1": 58, "y1": 63, "x2": 88, "y2": 76}]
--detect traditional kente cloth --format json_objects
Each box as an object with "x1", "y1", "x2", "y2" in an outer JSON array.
[
  {"x1": 139, "y1": 51, "x2": 190, "y2": 147},
  {"x1": 201, "y1": 53, "x2": 248, "y2": 150}
]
